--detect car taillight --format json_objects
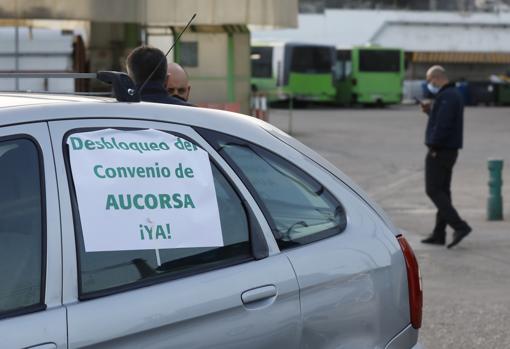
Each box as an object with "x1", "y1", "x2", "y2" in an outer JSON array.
[{"x1": 397, "y1": 234, "x2": 422, "y2": 329}]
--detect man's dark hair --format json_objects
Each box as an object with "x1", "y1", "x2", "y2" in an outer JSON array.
[{"x1": 126, "y1": 46, "x2": 167, "y2": 85}]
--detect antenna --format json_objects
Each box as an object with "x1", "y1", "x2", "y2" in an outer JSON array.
[{"x1": 137, "y1": 13, "x2": 197, "y2": 96}]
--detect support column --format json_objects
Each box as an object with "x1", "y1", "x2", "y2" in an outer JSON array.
[
  {"x1": 124, "y1": 23, "x2": 141, "y2": 48},
  {"x1": 171, "y1": 27, "x2": 181, "y2": 63},
  {"x1": 227, "y1": 32, "x2": 236, "y2": 103}
]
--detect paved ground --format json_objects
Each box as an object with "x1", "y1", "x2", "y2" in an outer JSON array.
[{"x1": 268, "y1": 105, "x2": 510, "y2": 349}]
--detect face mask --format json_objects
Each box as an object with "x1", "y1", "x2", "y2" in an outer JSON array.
[
  {"x1": 172, "y1": 94, "x2": 187, "y2": 102},
  {"x1": 427, "y1": 82, "x2": 440, "y2": 95}
]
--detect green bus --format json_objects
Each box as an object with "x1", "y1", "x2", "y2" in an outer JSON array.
[
  {"x1": 335, "y1": 47, "x2": 405, "y2": 105},
  {"x1": 251, "y1": 42, "x2": 337, "y2": 103}
]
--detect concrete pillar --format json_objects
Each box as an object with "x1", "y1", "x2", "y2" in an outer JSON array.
[
  {"x1": 171, "y1": 27, "x2": 181, "y2": 64},
  {"x1": 233, "y1": 31, "x2": 251, "y2": 114},
  {"x1": 227, "y1": 32, "x2": 235, "y2": 103}
]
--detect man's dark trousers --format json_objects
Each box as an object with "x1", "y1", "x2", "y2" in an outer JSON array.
[{"x1": 425, "y1": 148, "x2": 469, "y2": 238}]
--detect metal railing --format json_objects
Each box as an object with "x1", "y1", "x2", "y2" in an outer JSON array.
[{"x1": 0, "y1": 71, "x2": 139, "y2": 102}]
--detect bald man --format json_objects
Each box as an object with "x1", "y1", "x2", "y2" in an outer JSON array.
[
  {"x1": 166, "y1": 62, "x2": 191, "y2": 102},
  {"x1": 420, "y1": 65, "x2": 471, "y2": 248}
]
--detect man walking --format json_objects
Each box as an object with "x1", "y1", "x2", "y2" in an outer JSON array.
[{"x1": 420, "y1": 65, "x2": 472, "y2": 249}]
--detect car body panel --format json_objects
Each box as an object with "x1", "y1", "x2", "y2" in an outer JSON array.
[
  {"x1": 385, "y1": 324, "x2": 420, "y2": 349},
  {"x1": 206, "y1": 127, "x2": 411, "y2": 347},
  {"x1": 64, "y1": 255, "x2": 301, "y2": 349},
  {"x1": 0, "y1": 122, "x2": 66, "y2": 348},
  {"x1": 0, "y1": 308, "x2": 67, "y2": 349}
]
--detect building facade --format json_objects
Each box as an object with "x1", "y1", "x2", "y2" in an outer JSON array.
[{"x1": 1, "y1": 0, "x2": 299, "y2": 113}]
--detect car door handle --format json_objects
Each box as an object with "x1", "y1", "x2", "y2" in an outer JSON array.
[{"x1": 241, "y1": 285, "x2": 277, "y2": 304}]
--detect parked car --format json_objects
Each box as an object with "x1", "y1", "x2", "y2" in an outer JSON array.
[{"x1": 0, "y1": 91, "x2": 423, "y2": 349}]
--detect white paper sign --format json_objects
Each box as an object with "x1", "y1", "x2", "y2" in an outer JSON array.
[{"x1": 67, "y1": 128, "x2": 223, "y2": 252}]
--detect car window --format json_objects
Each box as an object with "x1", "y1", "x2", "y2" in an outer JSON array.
[
  {"x1": 64, "y1": 129, "x2": 253, "y2": 298},
  {"x1": 198, "y1": 130, "x2": 347, "y2": 249},
  {"x1": 0, "y1": 138, "x2": 45, "y2": 317}
]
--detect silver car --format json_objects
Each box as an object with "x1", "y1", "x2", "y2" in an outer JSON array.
[{"x1": 0, "y1": 92, "x2": 423, "y2": 349}]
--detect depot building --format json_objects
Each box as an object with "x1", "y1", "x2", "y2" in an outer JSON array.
[{"x1": 1, "y1": 0, "x2": 298, "y2": 113}]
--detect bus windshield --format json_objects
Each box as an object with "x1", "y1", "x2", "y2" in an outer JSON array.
[
  {"x1": 359, "y1": 50, "x2": 400, "y2": 72},
  {"x1": 251, "y1": 47, "x2": 273, "y2": 78},
  {"x1": 290, "y1": 46, "x2": 332, "y2": 74}
]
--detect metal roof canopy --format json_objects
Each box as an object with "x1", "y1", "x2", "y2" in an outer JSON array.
[
  {"x1": 0, "y1": 0, "x2": 298, "y2": 28},
  {"x1": 251, "y1": 9, "x2": 510, "y2": 52},
  {"x1": 370, "y1": 20, "x2": 510, "y2": 53}
]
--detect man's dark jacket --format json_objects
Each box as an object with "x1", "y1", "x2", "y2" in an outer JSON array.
[
  {"x1": 138, "y1": 81, "x2": 191, "y2": 106},
  {"x1": 425, "y1": 82, "x2": 464, "y2": 150}
]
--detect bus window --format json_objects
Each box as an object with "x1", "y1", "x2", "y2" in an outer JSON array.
[
  {"x1": 290, "y1": 46, "x2": 332, "y2": 74},
  {"x1": 251, "y1": 47, "x2": 273, "y2": 78},
  {"x1": 359, "y1": 50, "x2": 400, "y2": 72}
]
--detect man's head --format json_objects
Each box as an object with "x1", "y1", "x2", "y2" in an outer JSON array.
[
  {"x1": 126, "y1": 46, "x2": 167, "y2": 86},
  {"x1": 166, "y1": 62, "x2": 190, "y2": 101},
  {"x1": 426, "y1": 65, "x2": 449, "y2": 94}
]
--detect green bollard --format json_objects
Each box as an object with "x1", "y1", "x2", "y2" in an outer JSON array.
[{"x1": 487, "y1": 158, "x2": 504, "y2": 221}]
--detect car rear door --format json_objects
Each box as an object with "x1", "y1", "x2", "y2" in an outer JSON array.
[
  {"x1": 48, "y1": 119, "x2": 301, "y2": 349},
  {"x1": 199, "y1": 128, "x2": 411, "y2": 348},
  {"x1": 0, "y1": 123, "x2": 66, "y2": 349}
]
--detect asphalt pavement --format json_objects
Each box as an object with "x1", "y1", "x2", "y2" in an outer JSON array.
[{"x1": 268, "y1": 104, "x2": 510, "y2": 349}]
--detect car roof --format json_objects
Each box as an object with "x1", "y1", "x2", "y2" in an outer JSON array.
[
  {"x1": 0, "y1": 93, "x2": 111, "y2": 109},
  {"x1": 0, "y1": 92, "x2": 280, "y2": 155},
  {"x1": 0, "y1": 92, "x2": 266, "y2": 134}
]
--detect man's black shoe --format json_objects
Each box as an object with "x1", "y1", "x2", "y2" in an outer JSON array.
[
  {"x1": 447, "y1": 227, "x2": 472, "y2": 249},
  {"x1": 421, "y1": 235, "x2": 445, "y2": 245}
]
